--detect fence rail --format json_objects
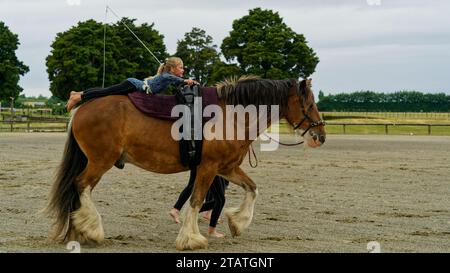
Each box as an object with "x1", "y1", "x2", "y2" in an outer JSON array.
[
  {"x1": 0, "y1": 120, "x2": 69, "y2": 132},
  {"x1": 326, "y1": 123, "x2": 450, "y2": 135},
  {"x1": 322, "y1": 111, "x2": 450, "y2": 119}
]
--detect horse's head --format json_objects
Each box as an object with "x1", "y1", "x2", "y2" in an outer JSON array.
[{"x1": 285, "y1": 79, "x2": 326, "y2": 148}]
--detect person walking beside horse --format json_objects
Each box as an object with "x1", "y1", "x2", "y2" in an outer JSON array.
[{"x1": 170, "y1": 168, "x2": 229, "y2": 238}]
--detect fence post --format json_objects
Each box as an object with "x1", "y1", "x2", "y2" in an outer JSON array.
[
  {"x1": 428, "y1": 125, "x2": 431, "y2": 135},
  {"x1": 27, "y1": 120, "x2": 30, "y2": 132},
  {"x1": 343, "y1": 124, "x2": 346, "y2": 134},
  {"x1": 385, "y1": 124, "x2": 388, "y2": 135},
  {"x1": 10, "y1": 98, "x2": 14, "y2": 132}
]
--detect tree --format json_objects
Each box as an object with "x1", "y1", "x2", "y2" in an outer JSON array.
[
  {"x1": 113, "y1": 18, "x2": 167, "y2": 80},
  {"x1": 46, "y1": 95, "x2": 66, "y2": 115},
  {"x1": 46, "y1": 19, "x2": 167, "y2": 100},
  {"x1": 221, "y1": 8, "x2": 319, "y2": 80},
  {"x1": 175, "y1": 27, "x2": 221, "y2": 85},
  {"x1": 318, "y1": 90, "x2": 325, "y2": 101},
  {"x1": 316, "y1": 91, "x2": 450, "y2": 112},
  {"x1": 0, "y1": 21, "x2": 29, "y2": 103},
  {"x1": 208, "y1": 61, "x2": 242, "y2": 84}
]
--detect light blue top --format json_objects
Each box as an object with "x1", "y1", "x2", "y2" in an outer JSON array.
[{"x1": 127, "y1": 72, "x2": 185, "y2": 94}]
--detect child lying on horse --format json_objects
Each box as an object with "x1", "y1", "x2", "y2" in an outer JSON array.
[{"x1": 65, "y1": 57, "x2": 198, "y2": 111}]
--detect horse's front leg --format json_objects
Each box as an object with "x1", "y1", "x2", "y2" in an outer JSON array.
[
  {"x1": 220, "y1": 167, "x2": 258, "y2": 237},
  {"x1": 175, "y1": 167, "x2": 216, "y2": 251}
]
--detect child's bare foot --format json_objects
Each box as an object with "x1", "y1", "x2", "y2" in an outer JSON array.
[
  {"x1": 202, "y1": 210, "x2": 222, "y2": 223},
  {"x1": 208, "y1": 227, "x2": 225, "y2": 238},
  {"x1": 169, "y1": 208, "x2": 181, "y2": 224},
  {"x1": 65, "y1": 91, "x2": 82, "y2": 111},
  {"x1": 202, "y1": 210, "x2": 212, "y2": 221}
]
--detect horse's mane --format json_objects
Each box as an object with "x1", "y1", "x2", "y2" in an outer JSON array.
[{"x1": 216, "y1": 75, "x2": 293, "y2": 112}]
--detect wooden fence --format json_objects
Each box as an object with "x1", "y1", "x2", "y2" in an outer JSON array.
[
  {"x1": 0, "y1": 114, "x2": 69, "y2": 132},
  {"x1": 326, "y1": 123, "x2": 450, "y2": 135}
]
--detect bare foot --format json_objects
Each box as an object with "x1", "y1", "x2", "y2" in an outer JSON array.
[
  {"x1": 169, "y1": 208, "x2": 181, "y2": 224},
  {"x1": 202, "y1": 211, "x2": 223, "y2": 223},
  {"x1": 65, "y1": 91, "x2": 83, "y2": 111},
  {"x1": 202, "y1": 210, "x2": 212, "y2": 221},
  {"x1": 208, "y1": 227, "x2": 225, "y2": 238}
]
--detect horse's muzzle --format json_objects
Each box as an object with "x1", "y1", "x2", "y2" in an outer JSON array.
[
  {"x1": 308, "y1": 131, "x2": 326, "y2": 147},
  {"x1": 312, "y1": 133, "x2": 326, "y2": 144}
]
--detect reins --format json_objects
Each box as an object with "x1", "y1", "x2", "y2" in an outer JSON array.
[
  {"x1": 261, "y1": 132, "x2": 304, "y2": 146},
  {"x1": 248, "y1": 144, "x2": 258, "y2": 168}
]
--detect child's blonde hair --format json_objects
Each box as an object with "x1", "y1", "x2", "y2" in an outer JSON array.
[
  {"x1": 157, "y1": 57, "x2": 183, "y2": 75},
  {"x1": 144, "y1": 57, "x2": 183, "y2": 81}
]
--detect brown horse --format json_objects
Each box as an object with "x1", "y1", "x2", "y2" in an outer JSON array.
[{"x1": 45, "y1": 76, "x2": 326, "y2": 250}]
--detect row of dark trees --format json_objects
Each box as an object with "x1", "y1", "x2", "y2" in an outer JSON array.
[{"x1": 317, "y1": 91, "x2": 450, "y2": 112}]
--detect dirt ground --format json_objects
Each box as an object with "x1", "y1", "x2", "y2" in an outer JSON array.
[{"x1": 1, "y1": 132, "x2": 450, "y2": 253}]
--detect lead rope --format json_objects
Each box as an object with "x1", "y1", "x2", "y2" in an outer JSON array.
[
  {"x1": 261, "y1": 132, "x2": 304, "y2": 146},
  {"x1": 248, "y1": 144, "x2": 258, "y2": 168}
]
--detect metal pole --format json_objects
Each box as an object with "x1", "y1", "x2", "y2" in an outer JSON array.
[{"x1": 10, "y1": 97, "x2": 14, "y2": 132}]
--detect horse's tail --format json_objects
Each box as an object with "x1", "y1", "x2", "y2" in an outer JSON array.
[{"x1": 44, "y1": 108, "x2": 87, "y2": 241}]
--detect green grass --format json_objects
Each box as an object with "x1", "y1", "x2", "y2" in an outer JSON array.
[
  {"x1": 314, "y1": 111, "x2": 450, "y2": 135},
  {"x1": 324, "y1": 124, "x2": 448, "y2": 135},
  {"x1": 276, "y1": 112, "x2": 450, "y2": 135},
  {"x1": 322, "y1": 111, "x2": 450, "y2": 124}
]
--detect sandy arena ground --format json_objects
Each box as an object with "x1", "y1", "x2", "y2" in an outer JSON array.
[{"x1": 1, "y1": 133, "x2": 450, "y2": 253}]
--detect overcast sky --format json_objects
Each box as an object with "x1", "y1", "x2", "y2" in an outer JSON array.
[{"x1": 1, "y1": 0, "x2": 450, "y2": 97}]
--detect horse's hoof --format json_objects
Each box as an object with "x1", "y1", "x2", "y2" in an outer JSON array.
[
  {"x1": 224, "y1": 208, "x2": 243, "y2": 237},
  {"x1": 227, "y1": 221, "x2": 241, "y2": 237},
  {"x1": 114, "y1": 161, "x2": 125, "y2": 169},
  {"x1": 66, "y1": 227, "x2": 104, "y2": 246},
  {"x1": 176, "y1": 233, "x2": 208, "y2": 251}
]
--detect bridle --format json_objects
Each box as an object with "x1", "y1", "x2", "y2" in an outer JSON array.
[
  {"x1": 250, "y1": 80, "x2": 326, "y2": 167},
  {"x1": 292, "y1": 81, "x2": 325, "y2": 137},
  {"x1": 262, "y1": 80, "x2": 325, "y2": 147},
  {"x1": 293, "y1": 105, "x2": 326, "y2": 137}
]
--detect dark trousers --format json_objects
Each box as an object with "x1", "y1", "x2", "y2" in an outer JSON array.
[
  {"x1": 81, "y1": 80, "x2": 137, "y2": 101},
  {"x1": 174, "y1": 168, "x2": 228, "y2": 228}
]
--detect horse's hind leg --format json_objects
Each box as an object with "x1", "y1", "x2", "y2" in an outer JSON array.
[
  {"x1": 220, "y1": 167, "x2": 258, "y2": 237},
  {"x1": 67, "y1": 162, "x2": 110, "y2": 244},
  {"x1": 176, "y1": 167, "x2": 216, "y2": 251}
]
